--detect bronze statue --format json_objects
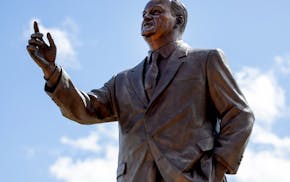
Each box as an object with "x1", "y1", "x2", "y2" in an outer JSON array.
[{"x1": 27, "y1": 0, "x2": 254, "y2": 181}]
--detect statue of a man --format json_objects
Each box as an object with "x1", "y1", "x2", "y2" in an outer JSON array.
[{"x1": 27, "y1": 0, "x2": 254, "y2": 181}]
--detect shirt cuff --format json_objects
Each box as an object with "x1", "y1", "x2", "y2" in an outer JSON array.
[{"x1": 44, "y1": 65, "x2": 62, "y2": 93}]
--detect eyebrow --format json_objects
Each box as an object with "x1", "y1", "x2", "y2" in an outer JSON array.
[{"x1": 142, "y1": 5, "x2": 164, "y2": 14}]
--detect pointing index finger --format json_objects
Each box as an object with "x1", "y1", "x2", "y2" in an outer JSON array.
[{"x1": 34, "y1": 21, "x2": 40, "y2": 33}]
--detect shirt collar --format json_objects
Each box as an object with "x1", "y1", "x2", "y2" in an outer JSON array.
[{"x1": 147, "y1": 41, "x2": 178, "y2": 62}]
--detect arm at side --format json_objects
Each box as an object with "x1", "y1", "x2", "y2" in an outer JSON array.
[{"x1": 206, "y1": 49, "x2": 254, "y2": 174}]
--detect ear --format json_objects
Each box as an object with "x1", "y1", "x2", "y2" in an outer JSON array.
[{"x1": 174, "y1": 16, "x2": 184, "y2": 29}]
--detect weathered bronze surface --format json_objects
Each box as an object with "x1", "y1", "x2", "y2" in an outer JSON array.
[{"x1": 27, "y1": 0, "x2": 254, "y2": 181}]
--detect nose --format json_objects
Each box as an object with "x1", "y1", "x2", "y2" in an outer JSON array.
[{"x1": 143, "y1": 12, "x2": 152, "y2": 21}]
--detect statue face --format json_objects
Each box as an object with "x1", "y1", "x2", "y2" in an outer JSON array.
[{"x1": 141, "y1": 0, "x2": 176, "y2": 40}]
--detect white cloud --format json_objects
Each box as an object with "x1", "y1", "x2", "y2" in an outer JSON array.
[
  {"x1": 50, "y1": 124, "x2": 118, "y2": 182},
  {"x1": 60, "y1": 132, "x2": 101, "y2": 153},
  {"x1": 235, "y1": 67, "x2": 286, "y2": 126},
  {"x1": 25, "y1": 18, "x2": 81, "y2": 69},
  {"x1": 252, "y1": 125, "x2": 290, "y2": 157},
  {"x1": 231, "y1": 65, "x2": 290, "y2": 182},
  {"x1": 50, "y1": 147, "x2": 118, "y2": 182},
  {"x1": 274, "y1": 55, "x2": 290, "y2": 74},
  {"x1": 50, "y1": 57, "x2": 290, "y2": 182},
  {"x1": 233, "y1": 125, "x2": 290, "y2": 181},
  {"x1": 234, "y1": 149, "x2": 290, "y2": 182}
]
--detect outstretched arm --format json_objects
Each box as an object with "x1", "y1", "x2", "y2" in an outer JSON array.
[{"x1": 26, "y1": 21, "x2": 118, "y2": 124}]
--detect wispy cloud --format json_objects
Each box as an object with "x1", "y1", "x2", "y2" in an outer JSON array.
[
  {"x1": 22, "y1": 147, "x2": 37, "y2": 159},
  {"x1": 274, "y1": 55, "x2": 290, "y2": 75},
  {"x1": 25, "y1": 18, "x2": 81, "y2": 70}
]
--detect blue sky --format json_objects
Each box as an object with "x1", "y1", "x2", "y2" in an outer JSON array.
[{"x1": 1, "y1": 0, "x2": 290, "y2": 181}]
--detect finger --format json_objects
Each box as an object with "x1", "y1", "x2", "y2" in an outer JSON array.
[
  {"x1": 26, "y1": 45, "x2": 48, "y2": 67},
  {"x1": 31, "y1": 32, "x2": 44, "y2": 40},
  {"x1": 28, "y1": 39, "x2": 46, "y2": 48},
  {"x1": 47, "y1": 32, "x2": 55, "y2": 47},
  {"x1": 26, "y1": 45, "x2": 37, "y2": 53},
  {"x1": 34, "y1": 21, "x2": 40, "y2": 33},
  {"x1": 26, "y1": 45, "x2": 39, "y2": 60}
]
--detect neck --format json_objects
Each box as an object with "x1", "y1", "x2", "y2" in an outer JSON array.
[{"x1": 144, "y1": 33, "x2": 180, "y2": 51}]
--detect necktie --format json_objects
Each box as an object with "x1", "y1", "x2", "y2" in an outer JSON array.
[{"x1": 145, "y1": 52, "x2": 159, "y2": 99}]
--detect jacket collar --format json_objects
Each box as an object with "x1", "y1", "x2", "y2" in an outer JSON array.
[{"x1": 128, "y1": 41, "x2": 190, "y2": 108}]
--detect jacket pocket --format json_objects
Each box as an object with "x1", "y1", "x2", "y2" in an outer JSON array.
[
  {"x1": 117, "y1": 162, "x2": 126, "y2": 178},
  {"x1": 182, "y1": 137, "x2": 214, "y2": 172}
]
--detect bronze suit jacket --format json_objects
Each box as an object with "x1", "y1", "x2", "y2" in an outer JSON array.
[{"x1": 46, "y1": 42, "x2": 254, "y2": 182}]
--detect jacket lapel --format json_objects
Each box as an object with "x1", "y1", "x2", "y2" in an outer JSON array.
[
  {"x1": 147, "y1": 44, "x2": 189, "y2": 109},
  {"x1": 128, "y1": 58, "x2": 148, "y2": 107}
]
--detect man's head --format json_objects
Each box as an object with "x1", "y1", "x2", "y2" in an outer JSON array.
[{"x1": 141, "y1": 0, "x2": 187, "y2": 42}]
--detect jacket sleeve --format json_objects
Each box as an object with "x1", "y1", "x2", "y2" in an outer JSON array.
[
  {"x1": 206, "y1": 49, "x2": 254, "y2": 174},
  {"x1": 45, "y1": 68, "x2": 118, "y2": 124}
]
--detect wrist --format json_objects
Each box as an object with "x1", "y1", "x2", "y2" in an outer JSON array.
[{"x1": 43, "y1": 64, "x2": 57, "y2": 80}]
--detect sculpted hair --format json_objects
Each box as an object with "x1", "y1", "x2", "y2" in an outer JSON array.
[{"x1": 170, "y1": 0, "x2": 188, "y2": 35}]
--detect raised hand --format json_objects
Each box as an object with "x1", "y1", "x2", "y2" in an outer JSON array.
[{"x1": 27, "y1": 21, "x2": 57, "y2": 79}]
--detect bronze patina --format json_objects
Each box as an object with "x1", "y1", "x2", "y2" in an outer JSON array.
[{"x1": 27, "y1": 0, "x2": 254, "y2": 181}]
